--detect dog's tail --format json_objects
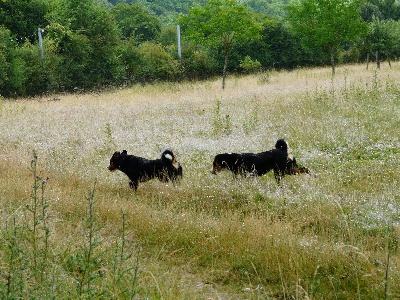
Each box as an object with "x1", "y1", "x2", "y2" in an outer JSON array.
[
  {"x1": 275, "y1": 139, "x2": 288, "y2": 152},
  {"x1": 161, "y1": 148, "x2": 181, "y2": 170}
]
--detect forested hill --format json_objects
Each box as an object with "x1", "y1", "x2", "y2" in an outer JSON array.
[
  {"x1": 107, "y1": 0, "x2": 292, "y2": 17},
  {"x1": 107, "y1": 0, "x2": 205, "y2": 15}
]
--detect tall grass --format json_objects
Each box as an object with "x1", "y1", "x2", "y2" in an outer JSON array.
[{"x1": 0, "y1": 63, "x2": 399, "y2": 298}]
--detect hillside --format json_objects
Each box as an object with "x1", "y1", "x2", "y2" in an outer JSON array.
[
  {"x1": 108, "y1": 0, "x2": 292, "y2": 17},
  {"x1": 0, "y1": 63, "x2": 399, "y2": 298}
]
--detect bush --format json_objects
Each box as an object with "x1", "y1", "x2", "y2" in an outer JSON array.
[
  {"x1": 115, "y1": 38, "x2": 143, "y2": 84},
  {"x1": 16, "y1": 41, "x2": 50, "y2": 96},
  {"x1": 0, "y1": 26, "x2": 16, "y2": 97},
  {"x1": 181, "y1": 44, "x2": 219, "y2": 80},
  {"x1": 0, "y1": 27, "x2": 10, "y2": 86},
  {"x1": 239, "y1": 55, "x2": 262, "y2": 73},
  {"x1": 45, "y1": 23, "x2": 93, "y2": 91},
  {"x1": 137, "y1": 42, "x2": 180, "y2": 82}
]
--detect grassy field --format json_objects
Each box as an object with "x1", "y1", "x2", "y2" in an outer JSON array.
[{"x1": 0, "y1": 63, "x2": 399, "y2": 299}]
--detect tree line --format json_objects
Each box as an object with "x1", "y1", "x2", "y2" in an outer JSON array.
[{"x1": 1, "y1": 0, "x2": 400, "y2": 97}]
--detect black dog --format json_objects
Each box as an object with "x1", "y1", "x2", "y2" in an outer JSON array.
[
  {"x1": 211, "y1": 139, "x2": 290, "y2": 183},
  {"x1": 108, "y1": 148, "x2": 182, "y2": 190}
]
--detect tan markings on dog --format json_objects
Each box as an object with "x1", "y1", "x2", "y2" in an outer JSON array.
[
  {"x1": 299, "y1": 167, "x2": 310, "y2": 174},
  {"x1": 212, "y1": 162, "x2": 222, "y2": 174},
  {"x1": 108, "y1": 162, "x2": 117, "y2": 171},
  {"x1": 292, "y1": 166, "x2": 310, "y2": 174},
  {"x1": 172, "y1": 160, "x2": 180, "y2": 169}
]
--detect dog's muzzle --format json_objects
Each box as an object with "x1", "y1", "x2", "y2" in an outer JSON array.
[
  {"x1": 211, "y1": 165, "x2": 221, "y2": 174},
  {"x1": 108, "y1": 163, "x2": 117, "y2": 171}
]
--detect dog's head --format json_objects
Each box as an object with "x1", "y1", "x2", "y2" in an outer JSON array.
[
  {"x1": 286, "y1": 155, "x2": 310, "y2": 175},
  {"x1": 211, "y1": 154, "x2": 225, "y2": 174},
  {"x1": 108, "y1": 150, "x2": 127, "y2": 171},
  {"x1": 211, "y1": 153, "x2": 241, "y2": 174},
  {"x1": 275, "y1": 139, "x2": 288, "y2": 152}
]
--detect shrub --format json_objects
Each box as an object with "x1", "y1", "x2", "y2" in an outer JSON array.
[
  {"x1": 115, "y1": 38, "x2": 143, "y2": 84},
  {"x1": 181, "y1": 44, "x2": 219, "y2": 80},
  {"x1": 137, "y1": 41, "x2": 180, "y2": 82},
  {"x1": 239, "y1": 55, "x2": 262, "y2": 73},
  {"x1": 9, "y1": 41, "x2": 49, "y2": 97}
]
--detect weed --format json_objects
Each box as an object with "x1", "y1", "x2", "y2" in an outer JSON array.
[
  {"x1": 212, "y1": 99, "x2": 233, "y2": 135},
  {"x1": 101, "y1": 122, "x2": 116, "y2": 155},
  {"x1": 0, "y1": 151, "x2": 52, "y2": 298},
  {"x1": 74, "y1": 181, "x2": 101, "y2": 297},
  {"x1": 2, "y1": 218, "x2": 25, "y2": 298},
  {"x1": 0, "y1": 154, "x2": 142, "y2": 298},
  {"x1": 111, "y1": 211, "x2": 141, "y2": 298},
  {"x1": 257, "y1": 69, "x2": 271, "y2": 84},
  {"x1": 26, "y1": 151, "x2": 51, "y2": 285},
  {"x1": 243, "y1": 98, "x2": 260, "y2": 133}
]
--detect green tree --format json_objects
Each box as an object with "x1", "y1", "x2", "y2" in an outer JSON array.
[
  {"x1": 46, "y1": 0, "x2": 120, "y2": 90},
  {"x1": 111, "y1": 3, "x2": 161, "y2": 41},
  {"x1": 360, "y1": 1, "x2": 383, "y2": 22},
  {"x1": 287, "y1": 0, "x2": 367, "y2": 75},
  {"x1": 244, "y1": 0, "x2": 292, "y2": 16},
  {"x1": 369, "y1": 0, "x2": 400, "y2": 20},
  {"x1": 179, "y1": 0, "x2": 262, "y2": 89},
  {"x1": 241, "y1": 18, "x2": 318, "y2": 70},
  {"x1": 0, "y1": 0, "x2": 48, "y2": 45},
  {"x1": 0, "y1": 26, "x2": 15, "y2": 96},
  {"x1": 366, "y1": 18, "x2": 395, "y2": 68}
]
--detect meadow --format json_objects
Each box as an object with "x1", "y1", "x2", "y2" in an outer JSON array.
[{"x1": 0, "y1": 63, "x2": 399, "y2": 299}]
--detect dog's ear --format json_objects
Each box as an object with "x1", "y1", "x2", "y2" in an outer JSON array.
[{"x1": 122, "y1": 150, "x2": 127, "y2": 155}]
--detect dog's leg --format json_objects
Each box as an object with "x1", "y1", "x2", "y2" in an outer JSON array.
[
  {"x1": 171, "y1": 177, "x2": 180, "y2": 187},
  {"x1": 129, "y1": 180, "x2": 138, "y2": 191},
  {"x1": 274, "y1": 169, "x2": 283, "y2": 184}
]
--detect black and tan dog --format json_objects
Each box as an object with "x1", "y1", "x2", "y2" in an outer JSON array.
[
  {"x1": 211, "y1": 139, "x2": 290, "y2": 183},
  {"x1": 108, "y1": 148, "x2": 182, "y2": 190}
]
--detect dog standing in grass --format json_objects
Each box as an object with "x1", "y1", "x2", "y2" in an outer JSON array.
[
  {"x1": 108, "y1": 148, "x2": 182, "y2": 190},
  {"x1": 211, "y1": 139, "x2": 293, "y2": 183}
]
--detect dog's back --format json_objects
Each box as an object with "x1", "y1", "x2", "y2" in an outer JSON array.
[
  {"x1": 242, "y1": 149, "x2": 286, "y2": 176},
  {"x1": 212, "y1": 153, "x2": 244, "y2": 174},
  {"x1": 242, "y1": 139, "x2": 288, "y2": 175}
]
